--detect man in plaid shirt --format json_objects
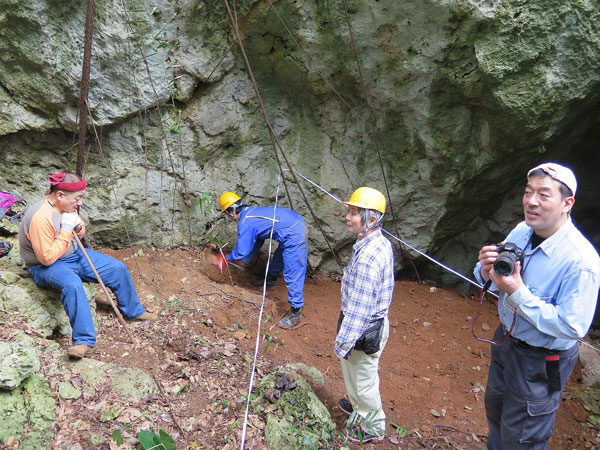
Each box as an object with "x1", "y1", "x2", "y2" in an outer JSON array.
[{"x1": 335, "y1": 187, "x2": 394, "y2": 444}]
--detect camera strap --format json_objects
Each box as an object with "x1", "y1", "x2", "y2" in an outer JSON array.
[{"x1": 472, "y1": 281, "x2": 517, "y2": 347}]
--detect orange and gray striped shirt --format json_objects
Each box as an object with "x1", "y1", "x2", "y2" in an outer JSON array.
[{"x1": 18, "y1": 197, "x2": 86, "y2": 266}]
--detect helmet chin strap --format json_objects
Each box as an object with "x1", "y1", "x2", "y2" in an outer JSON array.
[{"x1": 357, "y1": 214, "x2": 384, "y2": 237}]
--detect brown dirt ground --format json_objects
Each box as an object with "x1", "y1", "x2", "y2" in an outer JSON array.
[{"x1": 12, "y1": 245, "x2": 599, "y2": 449}]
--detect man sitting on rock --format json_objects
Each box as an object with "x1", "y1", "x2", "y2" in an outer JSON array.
[{"x1": 18, "y1": 172, "x2": 157, "y2": 359}]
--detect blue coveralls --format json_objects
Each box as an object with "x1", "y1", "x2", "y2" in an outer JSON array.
[
  {"x1": 227, "y1": 206, "x2": 308, "y2": 309},
  {"x1": 29, "y1": 247, "x2": 146, "y2": 347}
]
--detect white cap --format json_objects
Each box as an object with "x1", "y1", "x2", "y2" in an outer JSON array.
[{"x1": 527, "y1": 162, "x2": 577, "y2": 197}]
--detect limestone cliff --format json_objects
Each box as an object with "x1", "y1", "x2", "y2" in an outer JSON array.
[{"x1": 1, "y1": 0, "x2": 599, "y2": 283}]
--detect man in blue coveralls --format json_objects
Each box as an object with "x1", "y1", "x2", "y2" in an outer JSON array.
[{"x1": 216, "y1": 192, "x2": 308, "y2": 329}]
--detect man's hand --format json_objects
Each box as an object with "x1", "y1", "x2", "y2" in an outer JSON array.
[
  {"x1": 216, "y1": 254, "x2": 227, "y2": 272},
  {"x1": 60, "y1": 212, "x2": 81, "y2": 233},
  {"x1": 489, "y1": 261, "x2": 523, "y2": 296},
  {"x1": 478, "y1": 244, "x2": 499, "y2": 282}
]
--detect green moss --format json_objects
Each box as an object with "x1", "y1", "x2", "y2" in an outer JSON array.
[
  {"x1": 0, "y1": 374, "x2": 56, "y2": 449},
  {"x1": 57, "y1": 382, "x2": 81, "y2": 400},
  {"x1": 0, "y1": 387, "x2": 27, "y2": 444},
  {"x1": 100, "y1": 405, "x2": 124, "y2": 423}
]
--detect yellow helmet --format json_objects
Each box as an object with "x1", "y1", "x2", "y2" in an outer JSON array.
[
  {"x1": 219, "y1": 191, "x2": 241, "y2": 213},
  {"x1": 343, "y1": 187, "x2": 386, "y2": 213}
]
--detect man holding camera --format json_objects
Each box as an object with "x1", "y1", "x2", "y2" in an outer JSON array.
[{"x1": 475, "y1": 162, "x2": 600, "y2": 449}]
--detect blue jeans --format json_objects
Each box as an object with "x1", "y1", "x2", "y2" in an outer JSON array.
[
  {"x1": 29, "y1": 248, "x2": 145, "y2": 347},
  {"x1": 485, "y1": 325, "x2": 578, "y2": 450}
]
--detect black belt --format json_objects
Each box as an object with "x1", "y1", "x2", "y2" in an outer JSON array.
[
  {"x1": 501, "y1": 325, "x2": 556, "y2": 354},
  {"x1": 510, "y1": 336, "x2": 551, "y2": 353}
]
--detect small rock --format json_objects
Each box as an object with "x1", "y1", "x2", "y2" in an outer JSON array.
[
  {"x1": 423, "y1": 322, "x2": 433, "y2": 328},
  {"x1": 100, "y1": 405, "x2": 123, "y2": 422},
  {"x1": 482, "y1": 323, "x2": 490, "y2": 331},
  {"x1": 57, "y1": 382, "x2": 82, "y2": 400},
  {"x1": 429, "y1": 287, "x2": 437, "y2": 292},
  {"x1": 264, "y1": 389, "x2": 281, "y2": 403},
  {"x1": 430, "y1": 409, "x2": 441, "y2": 417}
]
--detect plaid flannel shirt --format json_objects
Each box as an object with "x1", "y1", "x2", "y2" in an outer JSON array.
[{"x1": 335, "y1": 229, "x2": 394, "y2": 358}]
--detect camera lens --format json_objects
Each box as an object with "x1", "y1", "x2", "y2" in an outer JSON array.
[{"x1": 494, "y1": 252, "x2": 517, "y2": 276}]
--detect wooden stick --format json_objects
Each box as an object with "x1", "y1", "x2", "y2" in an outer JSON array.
[{"x1": 72, "y1": 233, "x2": 137, "y2": 345}]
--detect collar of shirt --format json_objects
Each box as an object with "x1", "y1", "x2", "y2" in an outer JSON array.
[
  {"x1": 533, "y1": 217, "x2": 574, "y2": 258},
  {"x1": 352, "y1": 228, "x2": 383, "y2": 254}
]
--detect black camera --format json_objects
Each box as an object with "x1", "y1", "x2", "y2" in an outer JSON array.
[{"x1": 494, "y1": 242, "x2": 524, "y2": 276}]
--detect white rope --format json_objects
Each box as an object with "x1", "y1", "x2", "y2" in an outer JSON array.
[
  {"x1": 286, "y1": 168, "x2": 600, "y2": 353},
  {"x1": 284, "y1": 169, "x2": 486, "y2": 289},
  {"x1": 579, "y1": 339, "x2": 600, "y2": 353},
  {"x1": 238, "y1": 175, "x2": 282, "y2": 449}
]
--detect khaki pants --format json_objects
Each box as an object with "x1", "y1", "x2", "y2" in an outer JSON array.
[{"x1": 341, "y1": 317, "x2": 390, "y2": 435}]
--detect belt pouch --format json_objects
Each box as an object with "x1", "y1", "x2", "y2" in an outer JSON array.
[
  {"x1": 545, "y1": 355, "x2": 561, "y2": 392},
  {"x1": 337, "y1": 311, "x2": 384, "y2": 355}
]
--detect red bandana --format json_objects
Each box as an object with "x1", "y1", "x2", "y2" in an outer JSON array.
[{"x1": 48, "y1": 173, "x2": 87, "y2": 192}]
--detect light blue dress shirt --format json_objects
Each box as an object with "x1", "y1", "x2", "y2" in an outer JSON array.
[{"x1": 475, "y1": 218, "x2": 600, "y2": 350}]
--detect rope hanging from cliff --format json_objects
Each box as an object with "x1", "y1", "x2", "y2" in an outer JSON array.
[
  {"x1": 71, "y1": 0, "x2": 147, "y2": 276},
  {"x1": 265, "y1": 0, "x2": 421, "y2": 281},
  {"x1": 119, "y1": 0, "x2": 194, "y2": 246},
  {"x1": 75, "y1": 0, "x2": 96, "y2": 177},
  {"x1": 266, "y1": 0, "x2": 357, "y2": 114},
  {"x1": 340, "y1": 0, "x2": 421, "y2": 283},
  {"x1": 223, "y1": 0, "x2": 344, "y2": 271}
]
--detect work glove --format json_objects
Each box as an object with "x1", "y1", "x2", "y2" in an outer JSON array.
[
  {"x1": 216, "y1": 254, "x2": 227, "y2": 272},
  {"x1": 60, "y1": 212, "x2": 81, "y2": 233}
]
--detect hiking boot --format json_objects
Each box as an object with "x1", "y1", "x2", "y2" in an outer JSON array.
[
  {"x1": 135, "y1": 311, "x2": 158, "y2": 321},
  {"x1": 278, "y1": 307, "x2": 302, "y2": 329},
  {"x1": 338, "y1": 398, "x2": 354, "y2": 416},
  {"x1": 253, "y1": 273, "x2": 278, "y2": 289},
  {"x1": 343, "y1": 425, "x2": 384, "y2": 445},
  {"x1": 67, "y1": 344, "x2": 94, "y2": 359}
]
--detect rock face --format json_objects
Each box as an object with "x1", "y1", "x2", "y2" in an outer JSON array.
[
  {"x1": 0, "y1": 0, "x2": 599, "y2": 281},
  {"x1": 0, "y1": 374, "x2": 56, "y2": 450},
  {"x1": 0, "y1": 339, "x2": 40, "y2": 391},
  {"x1": 0, "y1": 332, "x2": 157, "y2": 449},
  {"x1": 0, "y1": 236, "x2": 98, "y2": 339}
]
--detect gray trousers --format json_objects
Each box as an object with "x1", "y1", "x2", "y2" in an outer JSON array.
[{"x1": 485, "y1": 326, "x2": 578, "y2": 450}]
